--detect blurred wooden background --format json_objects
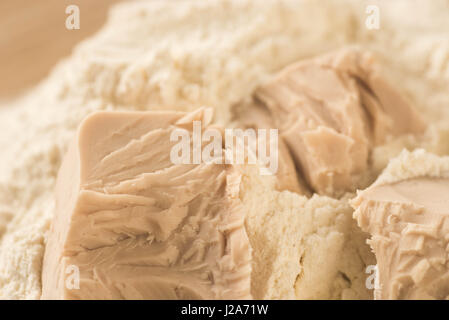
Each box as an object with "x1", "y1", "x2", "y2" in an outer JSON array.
[{"x1": 0, "y1": 0, "x2": 124, "y2": 100}]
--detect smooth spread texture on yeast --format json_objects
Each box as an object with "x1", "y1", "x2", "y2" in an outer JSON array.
[
  {"x1": 41, "y1": 109, "x2": 252, "y2": 299},
  {"x1": 256, "y1": 48, "x2": 426, "y2": 196},
  {"x1": 353, "y1": 175, "x2": 449, "y2": 299}
]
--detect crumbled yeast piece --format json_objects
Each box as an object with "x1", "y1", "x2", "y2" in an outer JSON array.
[
  {"x1": 256, "y1": 48, "x2": 426, "y2": 196},
  {"x1": 352, "y1": 150, "x2": 449, "y2": 299}
]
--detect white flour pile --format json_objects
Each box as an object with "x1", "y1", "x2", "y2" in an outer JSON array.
[{"x1": 0, "y1": 0, "x2": 449, "y2": 299}]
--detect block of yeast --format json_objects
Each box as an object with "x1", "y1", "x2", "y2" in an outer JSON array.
[
  {"x1": 256, "y1": 48, "x2": 426, "y2": 196},
  {"x1": 41, "y1": 108, "x2": 252, "y2": 299},
  {"x1": 352, "y1": 150, "x2": 449, "y2": 299}
]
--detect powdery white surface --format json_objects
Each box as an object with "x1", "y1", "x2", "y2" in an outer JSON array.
[
  {"x1": 0, "y1": 0, "x2": 449, "y2": 299},
  {"x1": 369, "y1": 149, "x2": 449, "y2": 188}
]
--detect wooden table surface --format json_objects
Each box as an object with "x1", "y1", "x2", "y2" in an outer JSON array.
[{"x1": 0, "y1": 0, "x2": 124, "y2": 100}]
